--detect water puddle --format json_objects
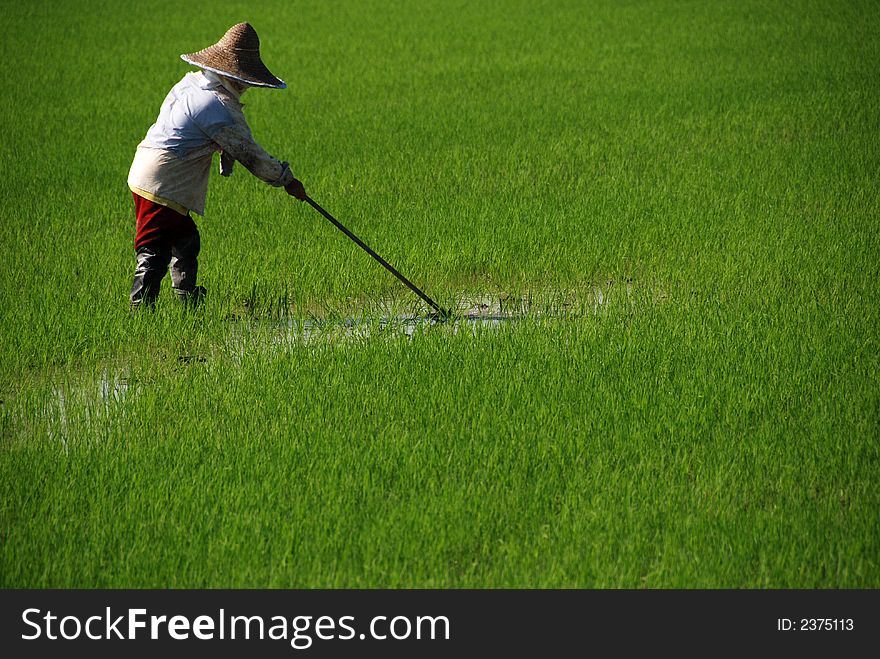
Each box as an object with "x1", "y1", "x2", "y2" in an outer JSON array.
[
  {"x1": 291, "y1": 295, "x2": 529, "y2": 339},
  {"x1": 38, "y1": 286, "x2": 649, "y2": 439},
  {"x1": 225, "y1": 288, "x2": 613, "y2": 352},
  {"x1": 49, "y1": 369, "x2": 130, "y2": 445}
]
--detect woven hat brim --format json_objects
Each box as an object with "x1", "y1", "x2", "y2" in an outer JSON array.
[{"x1": 180, "y1": 52, "x2": 287, "y2": 89}]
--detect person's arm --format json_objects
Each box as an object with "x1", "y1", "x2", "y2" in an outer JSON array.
[
  {"x1": 212, "y1": 123, "x2": 294, "y2": 187},
  {"x1": 195, "y1": 89, "x2": 307, "y2": 198},
  {"x1": 213, "y1": 123, "x2": 307, "y2": 200}
]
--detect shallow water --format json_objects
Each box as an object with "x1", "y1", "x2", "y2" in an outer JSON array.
[
  {"x1": 49, "y1": 369, "x2": 130, "y2": 445},
  {"x1": 45, "y1": 289, "x2": 616, "y2": 434},
  {"x1": 233, "y1": 289, "x2": 610, "y2": 346},
  {"x1": 228, "y1": 291, "x2": 591, "y2": 349}
]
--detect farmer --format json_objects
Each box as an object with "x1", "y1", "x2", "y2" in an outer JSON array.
[{"x1": 127, "y1": 22, "x2": 306, "y2": 309}]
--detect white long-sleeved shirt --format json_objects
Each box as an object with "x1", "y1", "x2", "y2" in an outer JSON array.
[{"x1": 128, "y1": 70, "x2": 293, "y2": 215}]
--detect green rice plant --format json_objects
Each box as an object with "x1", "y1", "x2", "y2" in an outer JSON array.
[{"x1": 0, "y1": 0, "x2": 877, "y2": 587}]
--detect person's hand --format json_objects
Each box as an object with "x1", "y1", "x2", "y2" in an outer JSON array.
[
  {"x1": 285, "y1": 178, "x2": 307, "y2": 201},
  {"x1": 219, "y1": 151, "x2": 235, "y2": 177}
]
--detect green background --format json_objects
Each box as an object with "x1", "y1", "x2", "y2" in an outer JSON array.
[{"x1": 1, "y1": 0, "x2": 877, "y2": 587}]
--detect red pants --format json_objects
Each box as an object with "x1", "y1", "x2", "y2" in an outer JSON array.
[
  {"x1": 130, "y1": 193, "x2": 202, "y2": 307},
  {"x1": 133, "y1": 193, "x2": 197, "y2": 251}
]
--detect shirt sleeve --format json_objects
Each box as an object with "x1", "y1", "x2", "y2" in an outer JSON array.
[
  {"x1": 188, "y1": 93, "x2": 238, "y2": 139},
  {"x1": 211, "y1": 123, "x2": 294, "y2": 187}
]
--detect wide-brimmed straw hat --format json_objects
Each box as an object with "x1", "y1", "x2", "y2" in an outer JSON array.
[{"x1": 181, "y1": 23, "x2": 286, "y2": 89}]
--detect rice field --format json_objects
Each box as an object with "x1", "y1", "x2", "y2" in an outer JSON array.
[{"x1": 1, "y1": 0, "x2": 878, "y2": 587}]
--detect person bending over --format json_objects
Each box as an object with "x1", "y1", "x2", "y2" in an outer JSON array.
[{"x1": 127, "y1": 22, "x2": 306, "y2": 309}]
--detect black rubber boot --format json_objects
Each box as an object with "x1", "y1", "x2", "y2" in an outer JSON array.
[
  {"x1": 170, "y1": 229, "x2": 204, "y2": 308},
  {"x1": 130, "y1": 246, "x2": 171, "y2": 310},
  {"x1": 174, "y1": 285, "x2": 207, "y2": 308}
]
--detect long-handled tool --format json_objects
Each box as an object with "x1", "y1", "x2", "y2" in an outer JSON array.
[{"x1": 304, "y1": 195, "x2": 450, "y2": 319}]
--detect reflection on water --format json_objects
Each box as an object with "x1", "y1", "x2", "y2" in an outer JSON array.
[
  {"x1": 230, "y1": 289, "x2": 610, "y2": 348},
  {"x1": 43, "y1": 289, "x2": 623, "y2": 438},
  {"x1": 49, "y1": 370, "x2": 129, "y2": 446}
]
